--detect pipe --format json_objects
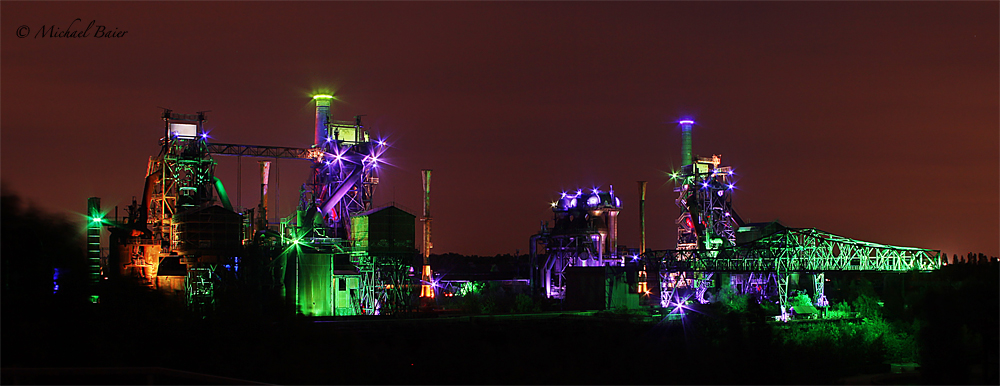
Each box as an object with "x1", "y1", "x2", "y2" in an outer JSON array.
[
  {"x1": 259, "y1": 161, "x2": 270, "y2": 229},
  {"x1": 529, "y1": 234, "x2": 540, "y2": 297},
  {"x1": 319, "y1": 166, "x2": 364, "y2": 219},
  {"x1": 213, "y1": 176, "x2": 233, "y2": 211},
  {"x1": 420, "y1": 169, "x2": 433, "y2": 298},
  {"x1": 638, "y1": 181, "x2": 646, "y2": 254},
  {"x1": 421, "y1": 169, "x2": 432, "y2": 264}
]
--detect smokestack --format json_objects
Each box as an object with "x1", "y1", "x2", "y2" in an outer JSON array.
[
  {"x1": 638, "y1": 181, "x2": 646, "y2": 253},
  {"x1": 313, "y1": 95, "x2": 334, "y2": 147},
  {"x1": 680, "y1": 120, "x2": 694, "y2": 167},
  {"x1": 420, "y1": 169, "x2": 434, "y2": 298},
  {"x1": 259, "y1": 160, "x2": 271, "y2": 229}
]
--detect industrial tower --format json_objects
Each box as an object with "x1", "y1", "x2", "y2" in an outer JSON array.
[{"x1": 95, "y1": 95, "x2": 415, "y2": 316}]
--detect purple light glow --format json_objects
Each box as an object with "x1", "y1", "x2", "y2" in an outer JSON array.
[{"x1": 679, "y1": 120, "x2": 695, "y2": 125}]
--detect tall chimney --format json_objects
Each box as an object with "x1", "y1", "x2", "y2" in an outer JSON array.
[
  {"x1": 679, "y1": 120, "x2": 695, "y2": 167},
  {"x1": 638, "y1": 181, "x2": 646, "y2": 254},
  {"x1": 420, "y1": 169, "x2": 434, "y2": 298},
  {"x1": 313, "y1": 95, "x2": 334, "y2": 147},
  {"x1": 259, "y1": 160, "x2": 270, "y2": 230}
]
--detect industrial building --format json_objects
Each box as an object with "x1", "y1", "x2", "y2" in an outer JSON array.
[
  {"x1": 529, "y1": 119, "x2": 942, "y2": 317},
  {"x1": 89, "y1": 97, "x2": 417, "y2": 316},
  {"x1": 84, "y1": 99, "x2": 943, "y2": 320}
]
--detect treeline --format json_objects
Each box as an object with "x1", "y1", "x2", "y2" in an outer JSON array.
[
  {"x1": 943, "y1": 252, "x2": 998, "y2": 265},
  {"x1": 429, "y1": 252, "x2": 531, "y2": 276}
]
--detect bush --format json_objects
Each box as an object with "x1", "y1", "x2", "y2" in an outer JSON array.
[{"x1": 513, "y1": 294, "x2": 539, "y2": 313}]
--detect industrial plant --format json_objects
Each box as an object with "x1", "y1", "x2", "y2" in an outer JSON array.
[{"x1": 84, "y1": 97, "x2": 943, "y2": 319}]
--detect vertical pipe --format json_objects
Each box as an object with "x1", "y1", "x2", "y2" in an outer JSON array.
[
  {"x1": 637, "y1": 181, "x2": 647, "y2": 294},
  {"x1": 259, "y1": 161, "x2": 270, "y2": 229},
  {"x1": 680, "y1": 120, "x2": 694, "y2": 167},
  {"x1": 420, "y1": 169, "x2": 434, "y2": 298},
  {"x1": 608, "y1": 211, "x2": 618, "y2": 262},
  {"x1": 638, "y1": 181, "x2": 646, "y2": 254}
]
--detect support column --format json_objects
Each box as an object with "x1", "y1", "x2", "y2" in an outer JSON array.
[
  {"x1": 813, "y1": 272, "x2": 828, "y2": 309},
  {"x1": 777, "y1": 272, "x2": 790, "y2": 321}
]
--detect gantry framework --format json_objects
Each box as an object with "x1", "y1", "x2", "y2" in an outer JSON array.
[
  {"x1": 653, "y1": 119, "x2": 941, "y2": 319},
  {"x1": 647, "y1": 227, "x2": 941, "y2": 317}
]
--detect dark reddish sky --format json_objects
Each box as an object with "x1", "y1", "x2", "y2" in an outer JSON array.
[{"x1": 3, "y1": 2, "x2": 997, "y2": 257}]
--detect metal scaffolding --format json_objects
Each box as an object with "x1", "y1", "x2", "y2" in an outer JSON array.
[{"x1": 647, "y1": 227, "x2": 941, "y2": 317}]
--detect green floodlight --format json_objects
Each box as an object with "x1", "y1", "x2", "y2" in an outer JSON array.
[
  {"x1": 312, "y1": 94, "x2": 334, "y2": 100},
  {"x1": 91, "y1": 216, "x2": 103, "y2": 224}
]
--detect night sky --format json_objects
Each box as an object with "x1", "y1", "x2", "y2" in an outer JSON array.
[{"x1": 2, "y1": 2, "x2": 997, "y2": 258}]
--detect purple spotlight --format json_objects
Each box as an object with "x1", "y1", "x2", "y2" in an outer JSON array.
[
  {"x1": 727, "y1": 184, "x2": 734, "y2": 190},
  {"x1": 679, "y1": 120, "x2": 695, "y2": 125}
]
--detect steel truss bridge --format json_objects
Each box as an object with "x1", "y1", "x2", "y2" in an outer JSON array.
[
  {"x1": 645, "y1": 227, "x2": 942, "y2": 319},
  {"x1": 207, "y1": 143, "x2": 315, "y2": 160}
]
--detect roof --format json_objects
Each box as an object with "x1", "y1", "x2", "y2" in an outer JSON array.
[{"x1": 356, "y1": 204, "x2": 416, "y2": 218}]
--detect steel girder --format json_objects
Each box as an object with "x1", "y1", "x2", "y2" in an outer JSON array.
[
  {"x1": 649, "y1": 227, "x2": 940, "y2": 273},
  {"x1": 647, "y1": 227, "x2": 940, "y2": 319},
  {"x1": 207, "y1": 143, "x2": 314, "y2": 160}
]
